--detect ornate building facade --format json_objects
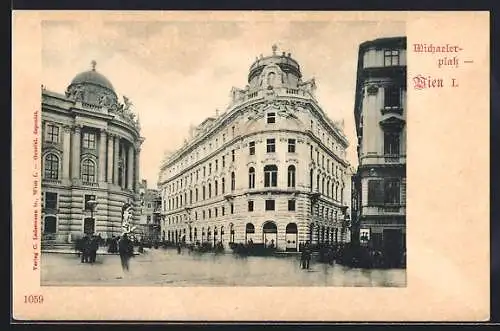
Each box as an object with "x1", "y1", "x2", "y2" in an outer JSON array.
[
  {"x1": 158, "y1": 46, "x2": 351, "y2": 251},
  {"x1": 41, "y1": 61, "x2": 144, "y2": 244},
  {"x1": 352, "y1": 37, "x2": 407, "y2": 264},
  {"x1": 138, "y1": 180, "x2": 162, "y2": 242}
]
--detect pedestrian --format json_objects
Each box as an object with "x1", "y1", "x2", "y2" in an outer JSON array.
[
  {"x1": 118, "y1": 233, "x2": 133, "y2": 271},
  {"x1": 304, "y1": 241, "x2": 311, "y2": 269},
  {"x1": 89, "y1": 235, "x2": 99, "y2": 263},
  {"x1": 81, "y1": 235, "x2": 90, "y2": 263},
  {"x1": 177, "y1": 242, "x2": 181, "y2": 254}
]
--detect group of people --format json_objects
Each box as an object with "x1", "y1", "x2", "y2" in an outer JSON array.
[
  {"x1": 75, "y1": 233, "x2": 135, "y2": 271},
  {"x1": 76, "y1": 234, "x2": 102, "y2": 264}
]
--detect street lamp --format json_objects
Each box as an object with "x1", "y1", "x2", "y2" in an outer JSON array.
[{"x1": 86, "y1": 199, "x2": 98, "y2": 235}]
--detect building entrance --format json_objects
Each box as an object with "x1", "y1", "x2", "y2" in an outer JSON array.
[
  {"x1": 383, "y1": 229, "x2": 403, "y2": 267},
  {"x1": 262, "y1": 221, "x2": 277, "y2": 248},
  {"x1": 285, "y1": 223, "x2": 298, "y2": 251}
]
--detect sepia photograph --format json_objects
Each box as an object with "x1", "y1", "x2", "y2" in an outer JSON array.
[
  {"x1": 39, "y1": 19, "x2": 407, "y2": 287},
  {"x1": 12, "y1": 11, "x2": 490, "y2": 321}
]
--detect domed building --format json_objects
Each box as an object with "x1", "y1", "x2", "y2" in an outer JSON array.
[
  {"x1": 41, "y1": 61, "x2": 144, "y2": 244},
  {"x1": 157, "y1": 46, "x2": 351, "y2": 251}
]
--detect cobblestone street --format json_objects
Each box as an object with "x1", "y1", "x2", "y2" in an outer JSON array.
[{"x1": 41, "y1": 248, "x2": 406, "y2": 287}]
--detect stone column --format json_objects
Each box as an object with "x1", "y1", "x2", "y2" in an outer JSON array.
[
  {"x1": 62, "y1": 125, "x2": 71, "y2": 181},
  {"x1": 113, "y1": 136, "x2": 119, "y2": 185},
  {"x1": 127, "y1": 143, "x2": 134, "y2": 190},
  {"x1": 98, "y1": 129, "x2": 107, "y2": 183},
  {"x1": 107, "y1": 133, "x2": 114, "y2": 183},
  {"x1": 71, "y1": 125, "x2": 81, "y2": 181},
  {"x1": 134, "y1": 145, "x2": 141, "y2": 192}
]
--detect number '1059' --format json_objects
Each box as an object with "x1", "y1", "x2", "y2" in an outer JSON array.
[{"x1": 24, "y1": 295, "x2": 43, "y2": 304}]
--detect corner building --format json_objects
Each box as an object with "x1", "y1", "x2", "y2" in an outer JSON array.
[
  {"x1": 352, "y1": 37, "x2": 407, "y2": 262},
  {"x1": 41, "y1": 62, "x2": 144, "y2": 244},
  {"x1": 158, "y1": 46, "x2": 351, "y2": 252}
]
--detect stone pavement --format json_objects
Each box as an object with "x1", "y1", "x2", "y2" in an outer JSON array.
[{"x1": 41, "y1": 247, "x2": 406, "y2": 287}]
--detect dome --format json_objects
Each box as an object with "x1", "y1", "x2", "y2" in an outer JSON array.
[
  {"x1": 70, "y1": 67, "x2": 115, "y2": 92},
  {"x1": 65, "y1": 61, "x2": 118, "y2": 106},
  {"x1": 247, "y1": 45, "x2": 302, "y2": 85}
]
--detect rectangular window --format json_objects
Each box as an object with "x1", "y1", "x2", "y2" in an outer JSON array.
[
  {"x1": 222, "y1": 206, "x2": 225, "y2": 216},
  {"x1": 209, "y1": 163, "x2": 212, "y2": 175},
  {"x1": 384, "y1": 86, "x2": 401, "y2": 108},
  {"x1": 384, "y1": 49, "x2": 400, "y2": 66},
  {"x1": 230, "y1": 203, "x2": 234, "y2": 214},
  {"x1": 384, "y1": 179, "x2": 401, "y2": 204},
  {"x1": 249, "y1": 141, "x2": 255, "y2": 155},
  {"x1": 208, "y1": 209, "x2": 212, "y2": 218},
  {"x1": 147, "y1": 215, "x2": 151, "y2": 222},
  {"x1": 384, "y1": 131, "x2": 401, "y2": 155},
  {"x1": 288, "y1": 199, "x2": 296, "y2": 211},
  {"x1": 222, "y1": 156, "x2": 225, "y2": 167},
  {"x1": 267, "y1": 112, "x2": 276, "y2": 124},
  {"x1": 232, "y1": 150, "x2": 235, "y2": 162},
  {"x1": 46, "y1": 124, "x2": 59, "y2": 143},
  {"x1": 203, "y1": 210, "x2": 206, "y2": 219},
  {"x1": 367, "y1": 180, "x2": 384, "y2": 205},
  {"x1": 222, "y1": 133, "x2": 226, "y2": 142},
  {"x1": 265, "y1": 199, "x2": 275, "y2": 211},
  {"x1": 82, "y1": 132, "x2": 96, "y2": 149},
  {"x1": 215, "y1": 208, "x2": 218, "y2": 217},
  {"x1": 215, "y1": 160, "x2": 218, "y2": 171},
  {"x1": 288, "y1": 139, "x2": 296, "y2": 153},
  {"x1": 266, "y1": 138, "x2": 276, "y2": 153},
  {"x1": 203, "y1": 166, "x2": 206, "y2": 177},
  {"x1": 45, "y1": 192, "x2": 58, "y2": 209},
  {"x1": 248, "y1": 200, "x2": 254, "y2": 212},
  {"x1": 84, "y1": 194, "x2": 96, "y2": 211}
]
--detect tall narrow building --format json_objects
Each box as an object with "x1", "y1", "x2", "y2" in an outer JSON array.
[
  {"x1": 352, "y1": 37, "x2": 407, "y2": 266},
  {"x1": 158, "y1": 46, "x2": 351, "y2": 251},
  {"x1": 41, "y1": 61, "x2": 144, "y2": 244}
]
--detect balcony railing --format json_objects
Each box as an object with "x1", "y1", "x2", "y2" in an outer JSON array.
[
  {"x1": 42, "y1": 178, "x2": 61, "y2": 185},
  {"x1": 381, "y1": 106, "x2": 404, "y2": 116},
  {"x1": 81, "y1": 181, "x2": 99, "y2": 187}
]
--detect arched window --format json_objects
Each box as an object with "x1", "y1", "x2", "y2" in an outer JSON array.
[
  {"x1": 231, "y1": 172, "x2": 235, "y2": 191},
  {"x1": 287, "y1": 165, "x2": 296, "y2": 188},
  {"x1": 44, "y1": 154, "x2": 59, "y2": 179},
  {"x1": 322, "y1": 178, "x2": 325, "y2": 194},
  {"x1": 222, "y1": 178, "x2": 225, "y2": 194},
  {"x1": 195, "y1": 188, "x2": 199, "y2": 201},
  {"x1": 215, "y1": 180, "x2": 218, "y2": 196},
  {"x1": 264, "y1": 165, "x2": 278, "y2": 187},
  {"x1": 316, "y1": 174, "x2": 320, "y2": 191},
  {"x1": 203, "y1": 186, "x2": 206, "y2": 200},
  {"x1": 248, "y1": 167, "x2": 255, "y2": 189},
  {"x1": 267, "y1": 72, "x2": 276, "y2": 87},
  {"x1": 208, "y1": 183, "x2": 212, "y2": 198},
  {"x1": 327, "y1": 180, "x2": 331, "y2": 197},
  {"x1": 81, "y1": 159, "x2": 96, "y2": 182}
]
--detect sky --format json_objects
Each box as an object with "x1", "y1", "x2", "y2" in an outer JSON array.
[{"x1": 41, "y1": 17, "x2": 405, "y2": 189}]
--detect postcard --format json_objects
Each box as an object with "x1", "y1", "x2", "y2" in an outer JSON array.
[{"x1": 12, "y1": 10, "x2": 490, "y2": 321}]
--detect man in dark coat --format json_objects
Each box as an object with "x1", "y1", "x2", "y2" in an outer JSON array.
[
  {"x1": 89, "y1": 235, "x2": 99, "y2": 263},
  {"x1": 118, "y1": 233, "x2": 133, "y2": 271},
  {"x1": 80, "y1": 235, "x2": 90, "y2": 263}
]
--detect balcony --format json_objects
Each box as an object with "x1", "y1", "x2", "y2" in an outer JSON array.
[
  {"x1": 42, "y1": 178, "x2": 62, "y2": 185},
  {"x1": 381, "y1": 106, "x2": 404, "y2": 116},
  {"x1": 81, "y1": 181, "x2": 99, "y2": 187},
  {"x1": 362, "y1": 205, "x2": 406, "y2": 216},
  {"x1": 360, "y1": 154, "x2": 406, "y2": 165}
]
